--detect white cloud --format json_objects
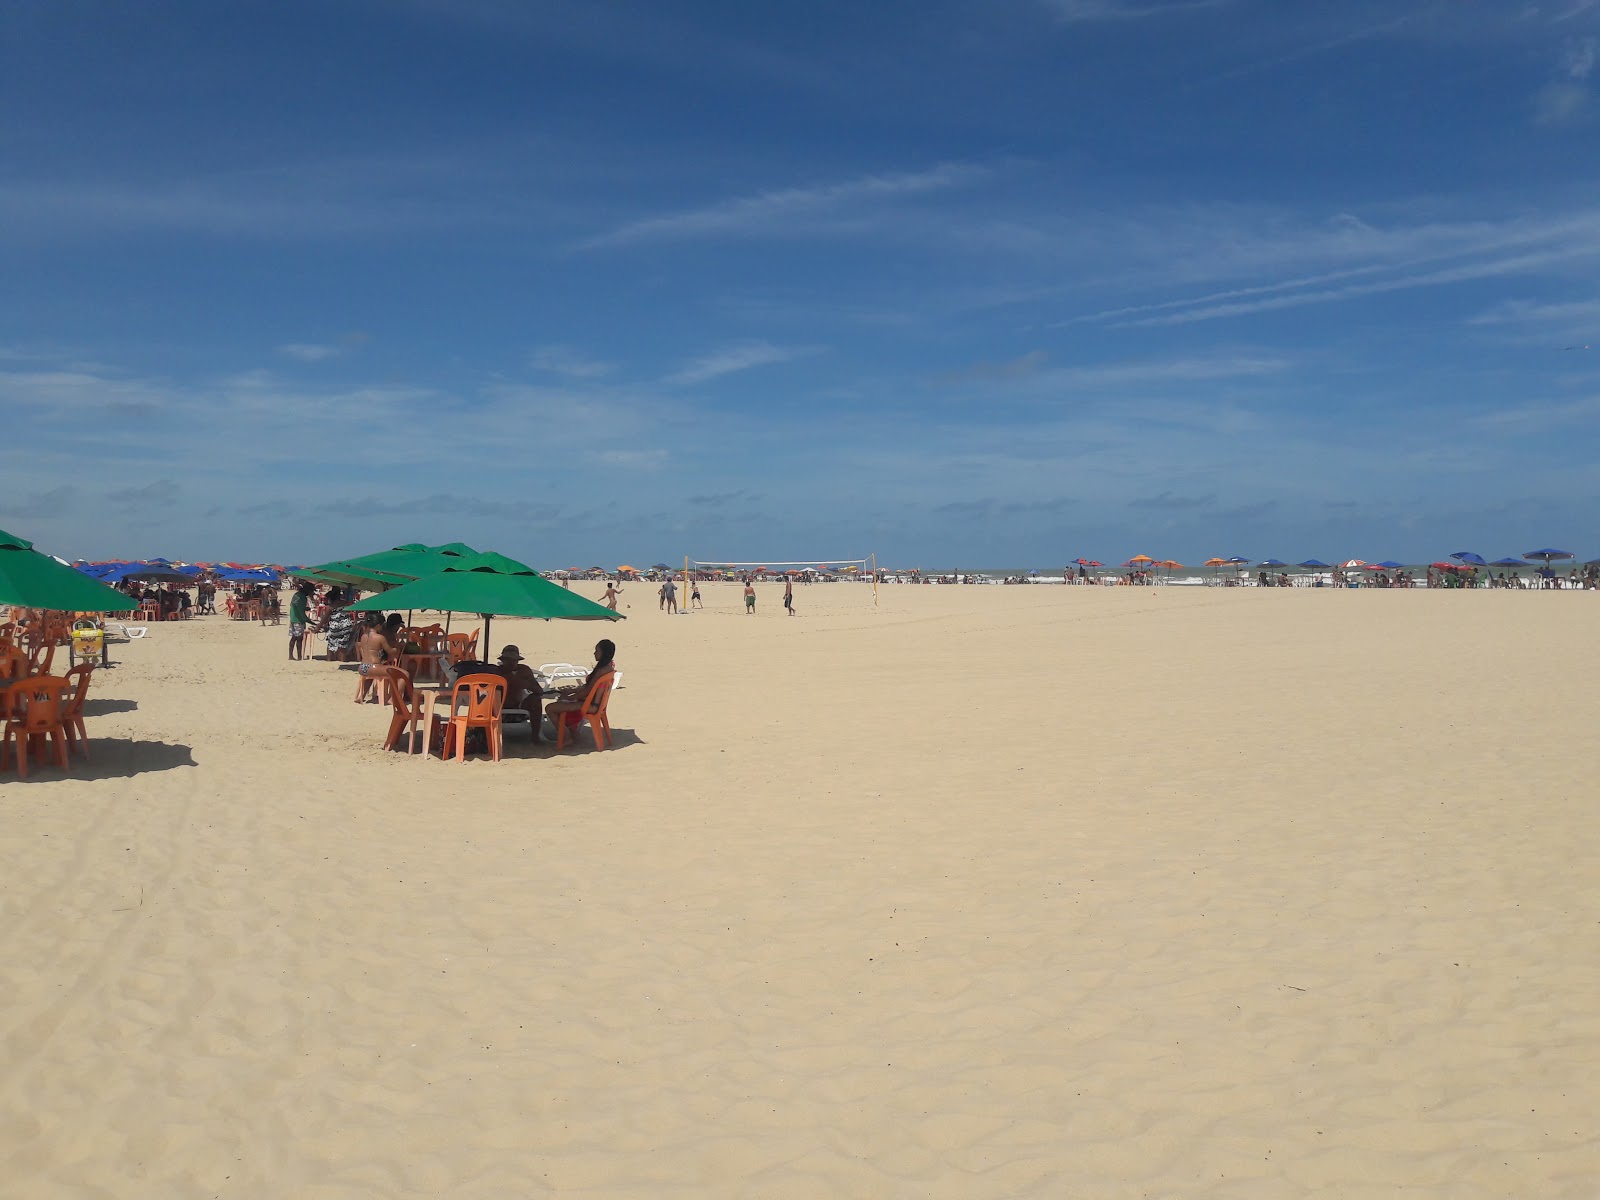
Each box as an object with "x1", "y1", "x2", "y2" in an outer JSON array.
[
  {"x1": 1563, "y1": 35, "x2": 1598, "y2": 78},
  {"x1": 1470, "y1": 394, "x2": 1600, "y2": 431},
  {"x1": 665, "y1": 341, "x2": 811, "y2": 386},
  {"x1": 1536, "y1": 80, "x2": 1591, "y2": 124},
  {"x1": 279, "y1": 343, "x2": 342, "y2": 362},
  {"x1": 530, "y1": 344, "x2": 615, "y2": 378},
  {"x1": 596, "y1": 448, "x2": 669, "y2": 467},
  {"x1": 1040, "y1": 0, "x2": 1234, "y2": 21},
  {"x1": 1467, "y1": 297, "x2": 1600, "y2": 327},
  {"x1": 1058, "y1": 206, "x2": 1600, "y2": 328},
  {"x1": 578, "y1": 163, "x2": 988, "y2": 249}
]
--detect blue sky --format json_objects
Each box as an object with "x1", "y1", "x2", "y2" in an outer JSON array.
[{"x1": 4, "y1": 0, "x2": 1600, "y2": 567}]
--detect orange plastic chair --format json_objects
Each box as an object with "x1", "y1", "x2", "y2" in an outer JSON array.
[
  {"x1": 60, "y1": 664, "x2": 94, "y2": 759},
  {"x1": 441, "y1": 673, "x2": 506, "y2": 762},
  {"x1": 28, "y1": 639, "x2": 57, "y2": 676},
  {"x1": 554, "y1": 674, "x2": 615, "y2": 751},
  {"x1": 0, "y1": 646, "x2": 27, "y2": 683},
  {"x1": 371, "y1": 666, "x2": 425, "y2": 753},
  {"x1": 1, "y1": 675, "x2": 71, "y2": 779},
  {"x1": 444, "y1": 631, "x2": 480, "y2": 665}
]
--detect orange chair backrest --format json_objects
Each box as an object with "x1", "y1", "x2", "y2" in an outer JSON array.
[
  {"x1": 0, "y1": 647, "x2": 26, "y2": 681},
  {"x1": 62, "y1": 664, "x2": 94, "y2": 718},
  {"x1": 450, "y1": 673, "x2": 505, "y2": 721},
  {"x1": 373, "y1": 666, "x2": 416, "y2": 712},
  {"x1": 581, "y1": 673, "x2": 614, "y2": 716},
  {"x1": 8, "y1": 676, "x2": 69, "y2": 732},
  {"x1": 445, "y1": 631, "x2": 479, "y2": 662}
]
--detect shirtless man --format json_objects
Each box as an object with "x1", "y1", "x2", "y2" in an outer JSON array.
[
  {"x1": 496, "y1": 645, "x2": 546, "y2": 739},
  {"x1": 354, "y1": 614, "x2": 395, "y2": 703}
]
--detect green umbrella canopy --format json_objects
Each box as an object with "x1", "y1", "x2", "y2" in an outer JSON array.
[
  {"x1": 345, "y1": 551, "x2": 621, "y2": 658},
  {"x1": 305, "y1": 542, "x2": 478, "y2": 592},
  {"x1": 0, "y1": 527, "x2": 139, "y2": 612}
]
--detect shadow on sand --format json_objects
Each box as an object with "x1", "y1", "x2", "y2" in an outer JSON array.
[
  {"x1": 413, "y1": 726, "x2": 646, "y2": 761},
  {"x1": 83, "y1": 698, "x2": 139, "y2": 716},
  {"x1": 6, "y1": 739, "x2": 198, "y2": 783}
]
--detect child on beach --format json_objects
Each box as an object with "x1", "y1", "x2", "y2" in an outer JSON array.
[{"x1": 744, "y1": 582, "x2": 756, "y2": 614}]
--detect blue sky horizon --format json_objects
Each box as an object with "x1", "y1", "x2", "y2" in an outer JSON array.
[{"x1": 5, "y1": 0, "x2": 1600, "y2": 568}]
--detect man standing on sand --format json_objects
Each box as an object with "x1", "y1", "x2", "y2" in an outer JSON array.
[
  {"x1": 744, "y1": 580, "x2": 756, "y2": 614},
  {"x1": 783, "y1": 577, "x2": 795, "y2": 616},
  {"x1": 661, "y1": 577, "x2": 678, "y2": 614},
  {"x1": 288, "y1": 582, "x2": 314, "y2": 659}
]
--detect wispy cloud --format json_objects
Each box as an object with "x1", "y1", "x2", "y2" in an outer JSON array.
[
  {"x1": 1040, "y1": 0, "x2": 1234, "y2": 21},
  {"x1": 106, "y1": 479, "x2": 182, "y2": 510},
  {"x1": 1059, "y1": 207, "x2": 1600, "y2": 329},
  {"x1": 530, "y1": 344, "x2": 616, "y2": 378},
  {"x1": 1470, "y1": 394, "x2": 1600, "y2": 431},
  {"x1": 1535, "y1": 34, "x2": 1598, "y2": 124},
  {"x1": 666, "y1": 341, "x2": 812, "y2": 386},
  {"x1": 1468, "y1": 297, "x2": 1600, "y2": 332},
  {"x1": 577, "y1": 163, "x2": 988, "y2": 249},
  {"x1": 279, "y1": 343, "x2": 342, "y2": 362}
]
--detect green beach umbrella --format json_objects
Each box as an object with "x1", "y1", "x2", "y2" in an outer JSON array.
[
  {"x1": 0, "y1": 528, "x2": 139, "y2": 613},
  {"x1": 304, "y1": 542, "x2": 479, "y2": 592},
  {"x1": 344, "y1": 551, "x2": 622, "y2": 658}
]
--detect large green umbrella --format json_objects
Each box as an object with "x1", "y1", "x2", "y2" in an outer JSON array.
[
  {"x1": 303, "y1": 542, "x2": 478, "y2": 592},
  {"x1": 0, "y1": 528, "x2": 139, "y2": 612},
  {"x1": 344, "y1": 551, "x2": 621, "y2": 658}
]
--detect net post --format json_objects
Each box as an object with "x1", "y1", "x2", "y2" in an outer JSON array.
[{"x1": 872, "y1": 552, "x2": 878, "y2": 607}]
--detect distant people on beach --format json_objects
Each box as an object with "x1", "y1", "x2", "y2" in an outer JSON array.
[
  {"x1": 784, "y1": 578, "x2": 794, "y2": 616},
  {"x1": 744, "y1": 581, "x2": 756, "y2": 614}
]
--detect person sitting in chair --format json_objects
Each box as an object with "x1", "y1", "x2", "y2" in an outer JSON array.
[
  {"x1": 541, "y1": 639, "x2": 616, "y2": 737},
  {"x1": 495, "y1": 645, "x2": 546, "y2": 734}
]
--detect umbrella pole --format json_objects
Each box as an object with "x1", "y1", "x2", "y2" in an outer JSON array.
[{"x1": 482, "y1": 613, "x2": 491, "y2": 660}]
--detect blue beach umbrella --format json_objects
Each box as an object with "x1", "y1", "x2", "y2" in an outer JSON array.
[
  {"x1": 1374, "y1": 560, "x2": 1404, "y2": 570},
  {"x1": 1491, "y1": 557, "x2": 1525, "y2": 567},
  {"x1": 1522, "y1": 548, "x2": 1573, "y2": 567},
  {"x1": 1297, "y1": 559, "x2": 1332, "y2": 569},
  {"x1": 1450, "y1": 551, "x2": 1487, "y2": 566}
]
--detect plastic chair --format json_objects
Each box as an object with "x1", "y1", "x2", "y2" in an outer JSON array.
[
  {"x1": 0, "y1": 647, "x2": 27, "y2": 682},
  {"x1": 441, "y1": 673, "x2": 506, "y2": 762},
  {"x1": 445, "y1": 631, "x2": 480, "y2": 665},
  {"x1": 1, "y1": 675, "x2": 71, "y2": 779},
  {"x1": 554, "y1": 674, "x2": 614, "y2": 751},
  {"x1": 61, "y1": 664, "x2": 94, "y2": 759},
  {"x1": 28, "y1": 640, "x2": 57, "y2": 676},
  {"x1": 375, "y1": 667, "x2": 428, "y2": 753}
]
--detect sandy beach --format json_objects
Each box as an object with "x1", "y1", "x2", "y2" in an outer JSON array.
[{"x1": 3, "y1": 582, "x2": 1598, "y2": 1198}]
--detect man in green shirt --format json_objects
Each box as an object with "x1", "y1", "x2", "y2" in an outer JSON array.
[{"x1": 288, "y1": 583, "x2": 314, "y2": 660}]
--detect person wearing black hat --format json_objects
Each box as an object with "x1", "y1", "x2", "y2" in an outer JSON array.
[{"x1": 496, "y1": 645, "x2": 545, "y2": 725}]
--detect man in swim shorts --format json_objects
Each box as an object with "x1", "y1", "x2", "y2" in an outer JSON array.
[{"x1": 744, "y1": 581, "x2": 756, "y2": 613}]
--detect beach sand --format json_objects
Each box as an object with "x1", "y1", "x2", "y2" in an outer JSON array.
[{"x1": 3, "y1": 582, "x2": 1598, "y2": 1198}]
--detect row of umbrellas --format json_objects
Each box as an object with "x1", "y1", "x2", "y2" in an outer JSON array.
[
  {"x1": 75, "y1": 561, "x2": 280, "y2": 585},
  {"x1": 298, "y1": 543, "x2": 623, "y2": 658},
  {"x1": 1110, "y1": 551, "x2": 1586, "y2": 572}
]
